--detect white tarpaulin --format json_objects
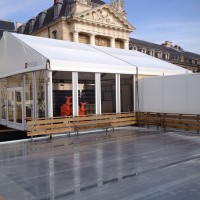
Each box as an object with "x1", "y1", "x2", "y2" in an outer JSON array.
[
  {"x1": 138, "y1": 74, "x2": 200, "y2": 114},
  {"x1": 0, "y1": 32, "x2": 190, "y2": 78},
  {"x1": 93, "y1": 45, "x2": 190, "y2": 75}
]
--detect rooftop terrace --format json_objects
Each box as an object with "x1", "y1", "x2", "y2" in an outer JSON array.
[{"x1": 0, "y1": 127, "x2": 200, "y2": 200}]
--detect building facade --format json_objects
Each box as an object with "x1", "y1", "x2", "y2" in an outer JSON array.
[
  {"x1": 14, "y1": 0, "x2": 200, "y2": 72},
  {"x1": 17, "y1": 0, "x2": 134, "y2": 50},
  {"x1": 130, "y1": 39, "x2": 200, "y2": 72}
]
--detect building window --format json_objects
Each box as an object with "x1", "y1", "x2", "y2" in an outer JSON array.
[
  {"x1": 115, "y1": 39, "x2": 123, "y2": 49},
  {"x1": 52, "y1": 30, "x2": 57, "y2": 39},
  {"x1": 132, "y1": 46, "x2": 137, "y2": 51},
  {"x1": 165, "y1": 53, "x2": 170, "y2": 60},
  {"x1": 149, "y1": 49, "x2": 155, "y2": 57},
  {"x1": 141, "y1": 48, "x2": 146, "y2": 54},
  {"x1": 95, "y1": 36, "x2": 110, "y2": 47},
  {"x1": 156, "y1": 51, "x2": 162, "y2": 59},
  {"x1": 79, "y1": 33, "x2": 90, "y2": 44}
]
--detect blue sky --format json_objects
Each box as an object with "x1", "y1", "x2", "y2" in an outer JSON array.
[{"x1": 0, "y1": 0, "x2": 200, "y2": 54}]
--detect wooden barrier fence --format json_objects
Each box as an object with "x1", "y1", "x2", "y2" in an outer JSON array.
[
  {"x1": 26, "y1": 112, "x2": 200, "y2": 137},
  {"x1": 137, "y1": 112, "x2": 200, "y2": 133},
  {"x1": 27, "y1": 112, "x2": 137, "y2": 137}
]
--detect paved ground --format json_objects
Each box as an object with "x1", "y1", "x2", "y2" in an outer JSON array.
[{"x1": 0, "y1": 127, "x2": 200, "y2": 200}]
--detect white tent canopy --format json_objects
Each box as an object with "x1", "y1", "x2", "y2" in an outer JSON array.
[
  {"x1": 93, "y1": 45, "x2": 191, "y2": 75},
  {"x1": 0, "y1": 32, "x2": 190, "y2": 78}
]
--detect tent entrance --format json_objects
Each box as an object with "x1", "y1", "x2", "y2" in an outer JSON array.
[{"x1": 7, "y1": 87, "x2": 24, "y2": 129}]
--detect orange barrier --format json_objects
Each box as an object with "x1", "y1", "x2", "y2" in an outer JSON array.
[
  {"x1": 79, "y1": 102, "x2": 88, "y2": 116},
  {"x1": 60, "y1": 96, "x2": 72, "y2": 116}
]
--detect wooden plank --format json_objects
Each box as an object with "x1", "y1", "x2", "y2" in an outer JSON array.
[
  {"x1": 162, "y1": 119, "x2": 200, "y2": 126},
  {"x1": 27, "y1": 122, "x2": 74, "y2": 132},
  {"x1": 27, "y1": 112, "x2": 136, "y2": 125},
  {"x1": 161, "y1": 123, "x2": 198, "y2": 131},
  {"x1": 111, "y1": 121, "x2": 137, "y2": 127},
  {"x1": 110, "y1": 117, "x2": 137, "y2": 123},
  {"x1": 27, "y1": 117, "x2": 72, "y2": 125},
  {"x1": 27, "y1": 127, "x2": 74, "y2": 136}
]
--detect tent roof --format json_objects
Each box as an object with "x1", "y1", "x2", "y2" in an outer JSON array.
[
  {"x1": 0, "y1": 32, "x2": 190, "y2": 78},
  {"x1": 93, "y1": 45, "x2": 191, "y2": 75}
]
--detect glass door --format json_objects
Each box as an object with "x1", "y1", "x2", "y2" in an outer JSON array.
[{"x1": 7, "y1": 88, "x2": 23, "y2": 129}]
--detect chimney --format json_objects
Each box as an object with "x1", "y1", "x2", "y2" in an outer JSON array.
[
  {"x1": 54, "y1": 0, "x2": 63, "y2": 18},
  {"x1": 16, "y1": 22, "x2": 23, "y2": 29},
  {"x1": 162, "y1": 41, "x2": 173, "y2": 48},
  {"x1": 17, "y1": 24, "x2": 25, "y2": 33}
]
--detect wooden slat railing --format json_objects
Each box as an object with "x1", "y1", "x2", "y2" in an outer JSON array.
[
  {"x1": 26, "y1": 112, "x2": 137, "y2": 137},
  {"x1": 27, "y1": 112, "x2": 200, "y2": 137},
  {"x1": 137, "y1": 112, "x2": 200, "y2": 132}
]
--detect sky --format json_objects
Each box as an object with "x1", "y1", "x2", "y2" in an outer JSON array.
[{"x1": 0, "y1": 0, "x2": 200, "y2": 54}]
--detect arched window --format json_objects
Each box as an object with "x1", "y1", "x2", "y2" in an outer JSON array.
[
  {"x1": 149, "y1": 49, "x2": 155, "y2": 57},
  {"x1": 165, "y1": 52, "x2": 170, "y2": 60},
  {"x1": 156, "y1": 51, "x2": 162, "y2": 59},
  {"x1": 141, "y1": 48, "x2": 146, "y2": 54},
  {"x1": 132, "y1": 46, "x2": 137, "y2": 51},
  {"x1": 52, "y1": 30, "x2": 57, "y2": 39}
]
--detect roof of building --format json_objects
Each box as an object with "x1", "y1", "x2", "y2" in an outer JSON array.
[
  {"x1": 20, "y1": 0, "x2": 105, "y2": 35},
  {"x1": 0, "y1": 20, "x2": 15, "y2": 38},
  {"x1": 130, "y1": 38, "x2": 200, "y2": 60}
]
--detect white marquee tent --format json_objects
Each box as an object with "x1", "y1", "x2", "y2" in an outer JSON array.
[
  {"x1": 0, "y1": 32, "x2": 190, "y2": 78},
  {"x1": 0, "y1": 32, "x2": 191, "y2": 130}
]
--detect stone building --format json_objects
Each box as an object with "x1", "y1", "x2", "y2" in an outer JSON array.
[
  {"x1": 130, "y1": 39, "x2": 200, "y2": 72},
  {"x1": 17, "y1": 0, "x2": 134, "y2": 50},
  {"x1": 16, "y1": 0, "x2": 200, "y2": 72}
]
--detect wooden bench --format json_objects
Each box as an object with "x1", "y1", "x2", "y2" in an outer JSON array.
[{"x1": 26, "y1": 112, "x2": 137, "y2": 137}]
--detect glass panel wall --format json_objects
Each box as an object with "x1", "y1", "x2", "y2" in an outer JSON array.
[
  {"x1": 0, "y1": 79, "x2": 6, "y2": 120},
  {"x1": 78, "y1": 72, "x2": 95, "y2": 115},
  {"x1": 101, "y1": 73, "x2": 116, "y2": 113},
  {"x1": 7, "y1": 90, "x2": 14, "y2": 122},
  {"x1": 25, "y1": 73, "x2": 33, "y2": 118},
  {"x1": 120, "y1": 74, "x2": 133, "y2": 112},
  {"x1": 15, "y1": 89, "x2": 22, "y2": 123},
  {"x1": 52, "y1": 71, "x2": 72, "y2": 117},
  {"x1": 36, "y1": 71, "x2": 45, "y2": 118},
  {"x1": 7, "y1": 75, "x2": 23, "y2": 123}
]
